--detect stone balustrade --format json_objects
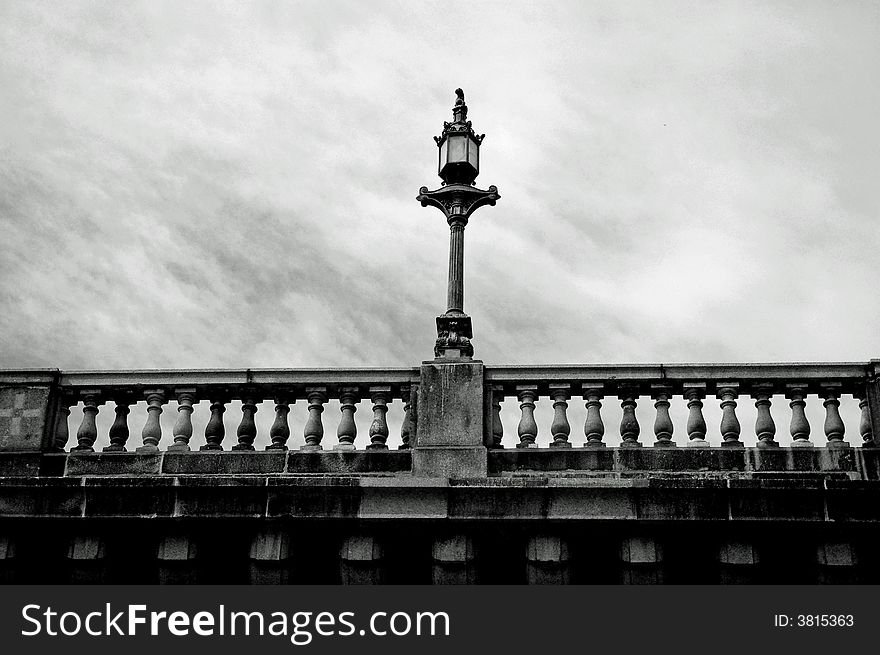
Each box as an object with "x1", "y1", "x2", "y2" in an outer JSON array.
[
  {"x1": 0, "y1": 368, "x2": 419, "y2": 455},
  {"x1": 485, "y1": 363, "x2": 879, "y2": 450}
]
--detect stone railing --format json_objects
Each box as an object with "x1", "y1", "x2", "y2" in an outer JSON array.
[
  {"x1": 485, "y1": 363, "x2": 879, "y2": 449},
  {"x1": 0, "y1": 368, "x2": 419, "y2": 455},
  {"x1": 2, "y1": 362, "x2": 879, "y2": 478}
]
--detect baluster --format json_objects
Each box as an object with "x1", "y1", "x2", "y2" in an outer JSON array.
[
  {"x1": 821, "y1": 383, "x2": 849, "y2": 448},
  {"x1": 233, "y1": 391, "x2": 259, "y2": 450},
  {"x1": 516, "y1": 386, "x2": 538, "y2": 448},
  {"x1": 399, "y1": 385, "x2": 413, "y2": 450},
  {"x1": 549, "y1": 384, "x2": 571, "y2": 448},
  {"x1": 717, "y1": 383, "x2": 742, "y2": 447},
  {"x1": 168, "y1": 388, "x2": 197, "y2": 452},
  {"x1": 650, "y1": 385, "x2": 674, "y2": 447},
  {"x1": 138, "y1": 389, "x2": 166, "y2": 451},
  {"x1": 104, "y1": 395, "x2": 132, "y2": 452},
  {"x1": 367, "y1": 386, "x2": 391, "y2": 450},
  {"x1": 583, "y1": 387, "x2": 605, "y2": 447},
  {"x1": 786, "y1": 384, "x2": 812, "y2": 447},
  {"x1": 857, "y1": 393, "x2": 873, "y2": 447},
  {"x1": 267, "y1": 393, "x2": 291, "y2": 451},
  {"x1": 336, "y1": 387, "x2": 359, "y2": 450},
  {"x1": 683, "y1": 383, "x2": 708, "y2": 447},
  {"x1": 302, "y1": 387, "x2": 327, "y2": 451},
  {"x1": 618, "y1": 385, "x2": 641, "y2": 447},
  {"x1": 489, "y1": 384, "x2": 504, "y2": 448},
  {"x1": 72, "y1": 390, "x2": 103, "y2": 452},
  {"x1": 53, "y1": 393, "x2": 75, "y2": 452},
  {"x1": 752, "y1": 383, "x2": 778, "y2": 448},
  {"x1": 200, "y1": 397, "x2": 227, "y2": 451}
]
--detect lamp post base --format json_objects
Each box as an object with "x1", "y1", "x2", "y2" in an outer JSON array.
[{"x1": 435, "y1": 313, "x2": 474, "y2": 359}]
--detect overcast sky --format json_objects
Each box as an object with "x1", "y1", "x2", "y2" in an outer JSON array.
[{"x1": 2, "y1": 0, "x2": 879, "y2": 373}]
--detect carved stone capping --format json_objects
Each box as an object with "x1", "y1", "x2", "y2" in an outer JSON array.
[
  {"x1": 335, "y1": 387, "x2": 360, "y2": 450},
  {"x1": 716, "y1": 383, "x2": 743, "y2": 447},
  {"x1": 582, "y1": 386, "x2": 606, "y2": 448},
  {"x1": 104, "y1": 394, "x2": 133, "y2": 452},
  {"x1": 751, "y1": 383, "x2": 778, "y2": 448},
  {"x1": 301, "y1": 387, "x2": 327, "y2": 451},
  {"x1": 72, "y1": 390, "x2": 104, "y2": 452},
  {"x1": 549, "y1": 383, "x2": 572, "y2": 448},
  {"x1": 137, "y1": 389, "x2": 166, "y2": 452},
  {"x1": 651, "y1": 384, "x2": 675, "y2": 447},
  {"x1": 200, "y1": 396, "x2": 228, "y2": 451},
  {"x1": 266, "y1": 392, "x2": 292, "y2": 451},
  {"x1": 233, "y1": 389, "x2": 261, "y2": 451},
  {"x1": 820, "y1": 383, "x2": 849, "y2": 448},
  {"x1": 53, "y1": 392, "x2": 76, "y2": 452},
  {"x1": 489, "y1": 383, "x2": 504, "y2": 449},
  {"x1": 786, "y1": 384, "x2": 813, "y2": 447},
  {"x1": 617, "y1": 385, "x2": 641, "y2": 448},
  {"x1": 683, "y1": 383, "x2": 708, "y2": 447},
  {"x1": 167, "y1": 388, "x2": 197, "y2": 452},
  {"x1": 367, "y1": 386, "x2": 392, "y2": 450},
  {"x1": 856, "y1": 392, "x2": 873, "y2": 447},
  {"x1": 516, "y1": 386, "x2": 539, "y2": 448}
]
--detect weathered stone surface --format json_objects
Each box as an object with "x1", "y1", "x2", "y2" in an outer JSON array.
[
  {"x1": 0, "y1": 386, "x2": 52, "y2": 451},
  {"x1": 66, "y1": 452, "x2": 161, "y2": 476},
  {"x1": 413, "y1": 445, "x2": 486, "y2": 479},
  {"x1": 288, "y1": 450, "x2": 411, "y2": 474},
  {"x1": 0, "y1": 453, "x2": 42, "y2": 477},
  {"x1": 175, "y1": 476, "x2": 266, "y2": 518},
  {"x1": 413, "y1": 360, "x2": 484, "y2": 477},
  {"x1": 84, "y1": 477, "x2": 175, "y2": 518},
  {"x1": 358, "y1": 486, "x2": 447, "y2": 519},
  {"x1": 163, "y1": 451, "x2": 286, "y2": 475},
  {"x1": 267, "y1": 477, "x2": 360, "y2": 519},
  {"x1": 728, "y1": 478, "x2": 825, "y2": 521}
]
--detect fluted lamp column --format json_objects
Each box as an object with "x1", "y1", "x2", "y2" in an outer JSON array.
[{"x1": 417, "y1": 88, "x2": 500, "y2": 360}]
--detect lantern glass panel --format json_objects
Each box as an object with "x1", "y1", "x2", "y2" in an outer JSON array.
[
  {"x1": 438, "y1": 139, "x2": 448, "y2": 174},
  {"x1": 448, "y1": 134, "x2": 467, "y2": 163},
  {"x1": 467, "y1": 139, "x2": 479, "y2": 170}
]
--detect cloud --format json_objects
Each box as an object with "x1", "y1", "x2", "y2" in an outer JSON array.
[{"x1": 1, "y1": 0, "x2": 878, "y2": 376}]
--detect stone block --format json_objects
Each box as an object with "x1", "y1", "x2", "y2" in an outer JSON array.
[
  {"x1": 547, "y1": 488, "x2": 636, "y2": 520},
  {"x1": 620, "y1": 536, "x2": 662, "y2": 564},
  {"x1": 432, "y1": 535, "x2": 474, "y2": 562},
  {"x1": 448, "y1": 486, "x2": 546, "y2": 519},
  {"x1": 250, "y1": 529, "x2": 290, "y2": 560},
  {"x1": 67, "y1": 535, "x2": 105, "y2": 560},
  {"x1": 0, "y1": 386, "x2": 51, "y2": 451},
  {"x1": 341, "y1": 535, "x2": 382, "y2": 561},
  {"x1": 38, "y1": 453, "x2": 67, "y2": 476},
  {"x1": 358, "y1": 487, "x2": 447, "y2": 519},
  {"x1": 825, "y1": 480, "x2": 880, "y2": 521},
  {"x1": 526, "y1": 535, "x2": 568, "y2": 562},
  {"x1": 414, "y1": 360, "x2": 486, "y2": 478},
  {"x1": 0, "y1": 453, "x2": 42, "y2": 476},
  {"x1": 267, "y1": 478, "x2": 360, "y2": 519},
  {"x1": 287, "y1": 451, "x2": 411, "y2": 474},
  {"x1": 636, "y1": 479, "x2": 728, "y2": 520},
  {"x1": 162, "y1": 451, "x2": 286, "y2": 475},
  {"x1": 175, "y1": 476, "x2": 267, "y2": 518},
  {"x1": 65, "y1": 452, "x2": 161, "y2": 476},
  {"x1": 718, "y1": 541, "x2": 759, "y2": 565},
  {"x1": 157, "y1": 535, "x2": 198, "y2": 561},
  {"x1": 412, "y1": 445, "x2": 486, "y2": 479},
  {"x1": 728, "y1": 478, "x2": 825, "y2": 521},
  {"x1": 83, "y1": 477, "x2": 175, "y2": 518}
]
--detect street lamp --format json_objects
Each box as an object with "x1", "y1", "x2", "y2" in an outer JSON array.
[{"x1": 417, "y1": 89, "x2": 500, "y2": 359}]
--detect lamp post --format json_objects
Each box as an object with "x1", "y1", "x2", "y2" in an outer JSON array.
[{"x1": 417, "y1": 89, "x2": 500, "y2": 359}]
